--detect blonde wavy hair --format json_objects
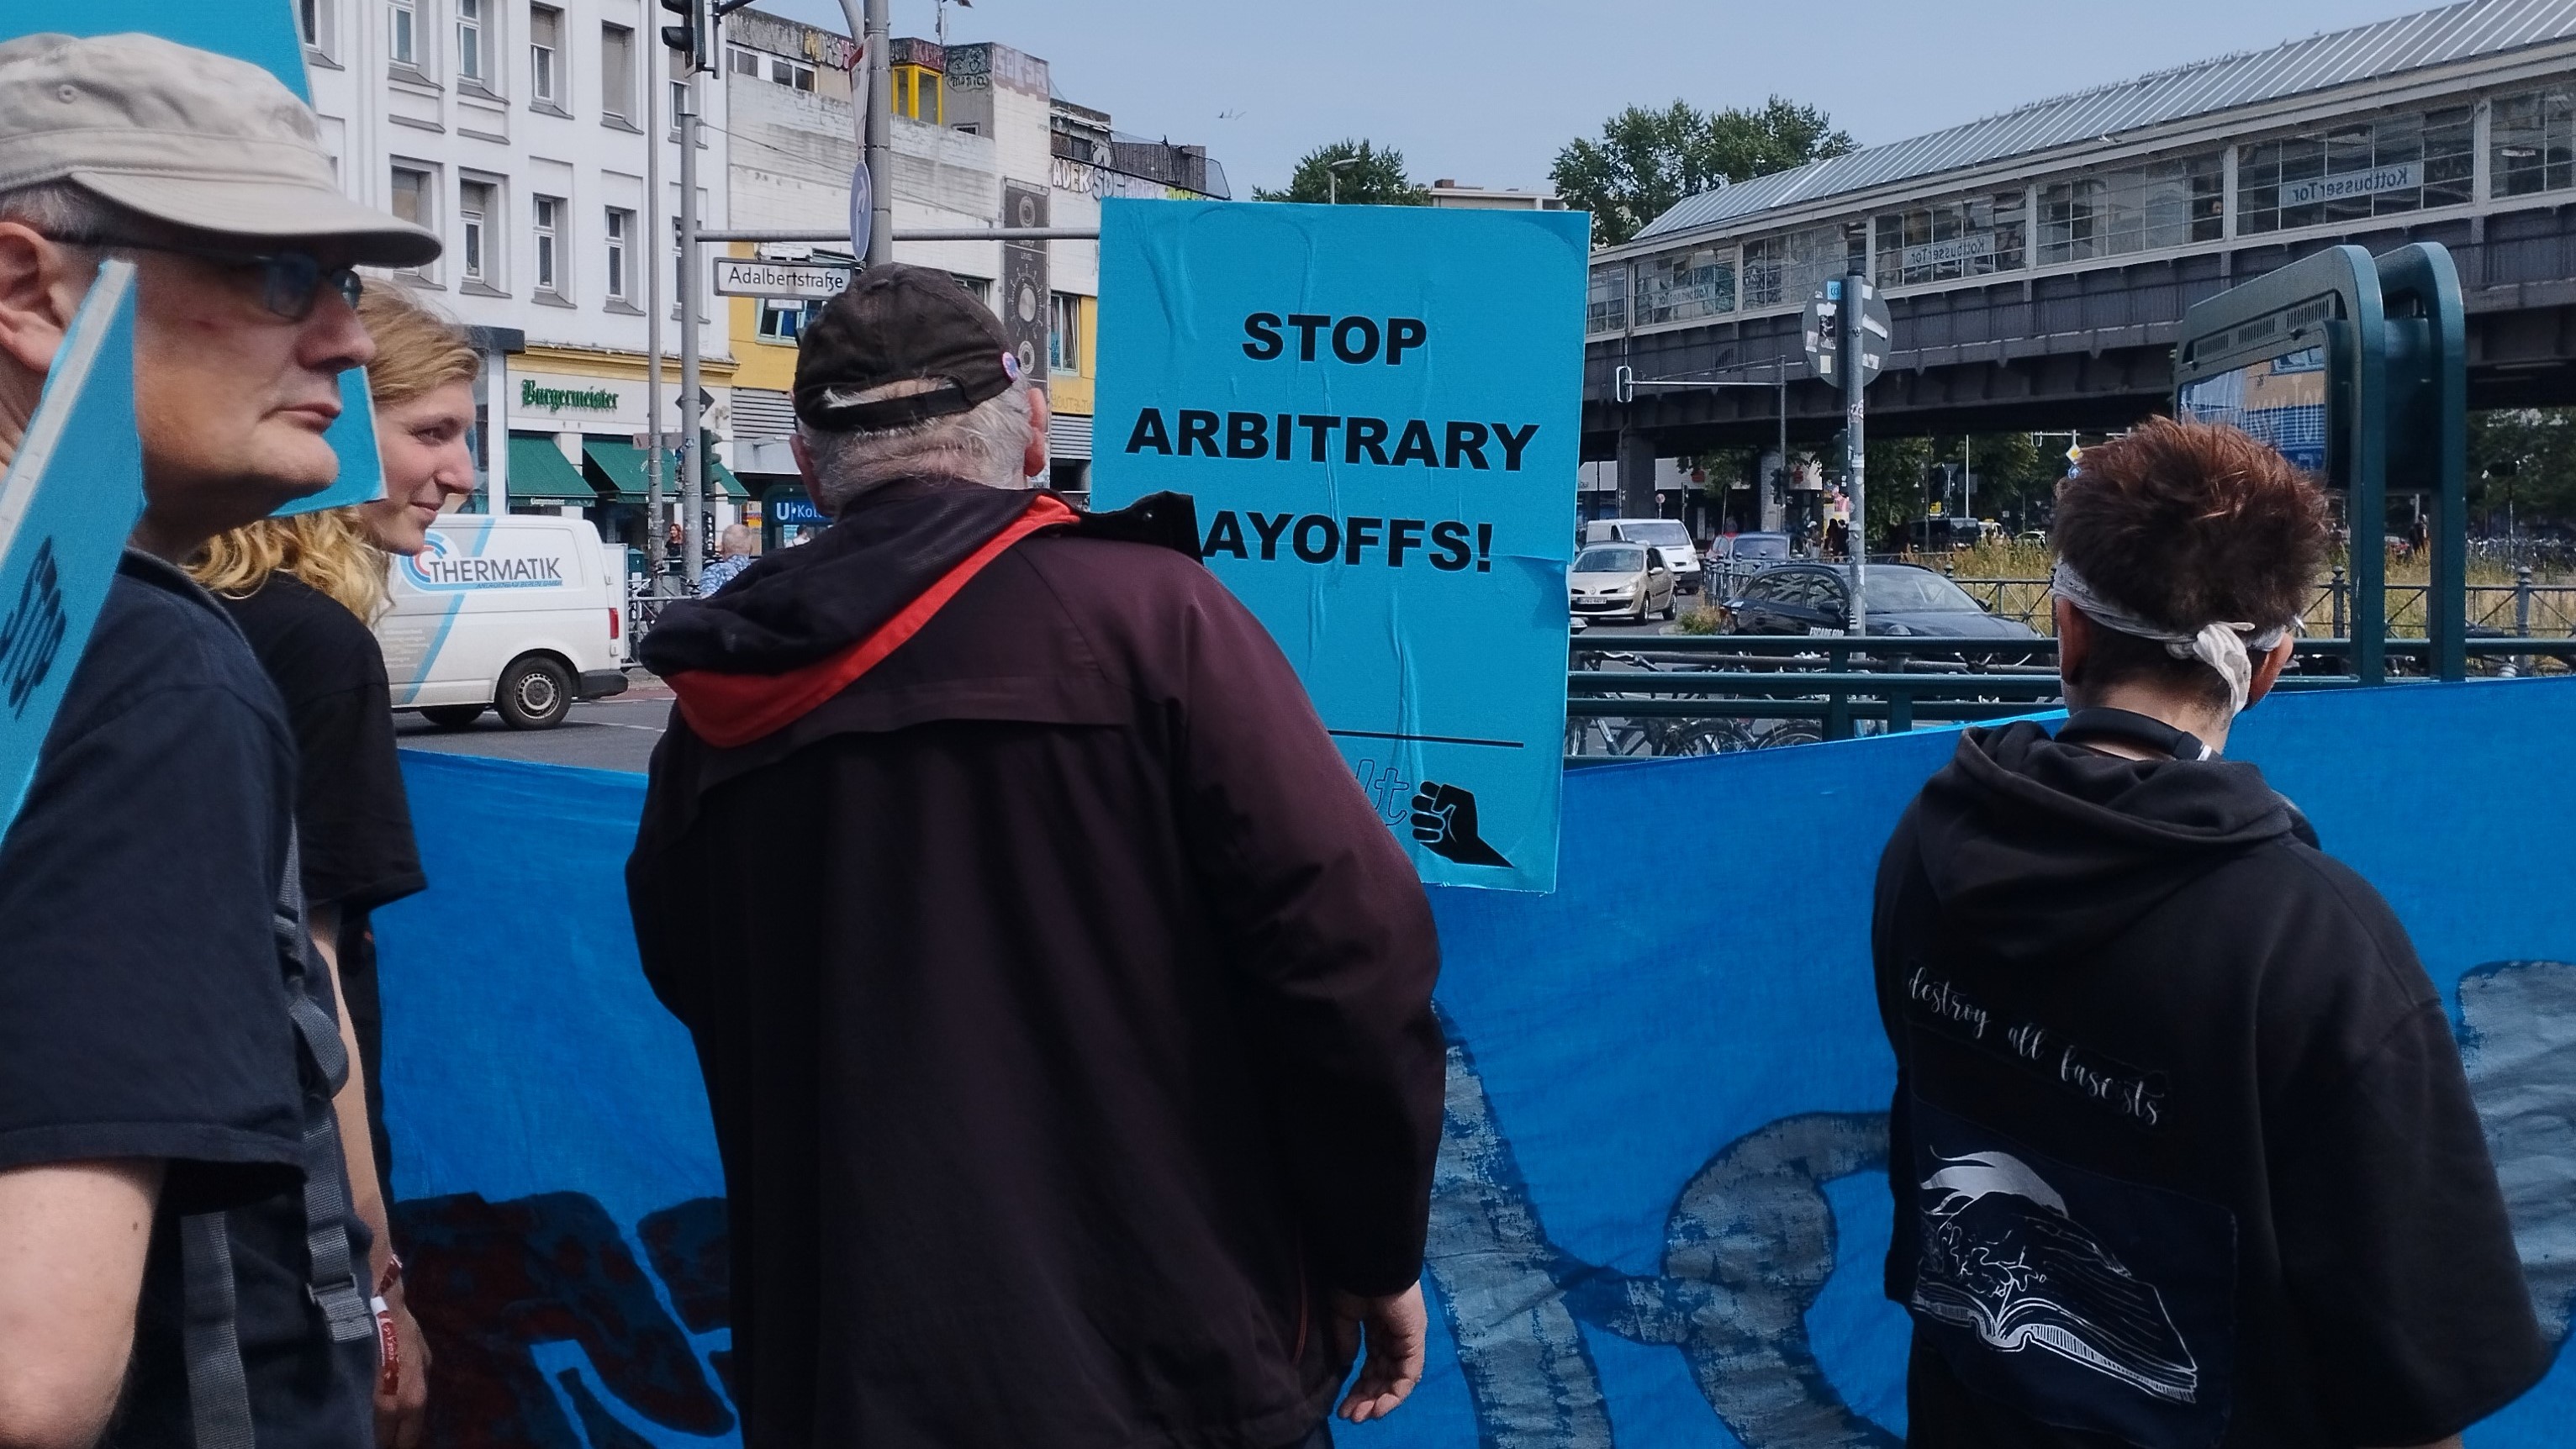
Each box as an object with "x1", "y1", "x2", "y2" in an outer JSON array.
[{"x1": 192, "y1": 283, "x2": 481, "y2": 620}]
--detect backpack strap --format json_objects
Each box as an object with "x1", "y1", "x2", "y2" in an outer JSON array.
[
  {"x1": 269, "y1": 833, "x2": 379, "y2": 1347},
  {"x1": 178, "y1": 1211, "x2": 255, "y2": 1449}
]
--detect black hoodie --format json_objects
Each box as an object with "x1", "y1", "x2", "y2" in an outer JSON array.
[{"x1": 1873, "y1": 720, "x2": 2547, "y2": 1449}]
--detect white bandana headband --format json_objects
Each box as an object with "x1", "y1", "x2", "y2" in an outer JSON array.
[{"x1": 2050, "y1": 561, "x2": 2294, "y2": 717}]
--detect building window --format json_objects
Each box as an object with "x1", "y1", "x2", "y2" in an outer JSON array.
[
  {"x1": 2039, "y1": 155, "x2": 2221, "y2": 263},
  {"x1": 388, "y1": 0, "x2": 418, "y2": 67},
  {"x1": 728, "y1": 46, "x2": 759, "y2": 76},
  {"x1": 769, "y1": 55, "x2": 816, "y2": 91},
  {"x1": 2236, "y1": 107, "x2": 2473, "y2": 235},
  {"x1": 457, "y1": 0, "x2": 484, "y2": 82},
  {"x1": 1634, "y1": 246, "x2": 1735, "y2": 325},
  {"x1": 955, "y1": 275, "x2": 991, "y2": 309},
  {"x1": 533, "y1": 194, "x2": 561, "y2": 293},
  {"x1": 529, "y1": 4, "x2": 562, "y2": 108},
  {"x1": 601, "y1": 24, "x2": 635, "y2": 122},
  {"x1": 1875, "y1": 191, "x2": 2026, "y2": 287},
  {"x1": 1740, "y1": 223, "x2": 1864, "y2": 309},
  {"x1": 893, "y1": 65, "x2": 941, "y2": 123},
  {"x1": 389, "y1": 165, "x2": 432, "y2": 272},
  {"x1": 758, "y1": 298, "x2": 822, "y2": 340},
  {"x1": 604, "y1": 208, "x2": 632, "y2": 299},
  {"x1": 298, "y1": 0, "x2": 335, "y2": 56},
  {"x1": 2493, "y1": 85, "x2": 2576, "y2": 198},
  {"x1": 1048, "y1": 292, "x2": 1084, "y2": 371},
  {"x1": 1586, "y1": 263, "x2": 1628, "y2": 335},
  {"x1": 671, "y1": 79, "x2": 688, "y2": 137},
  {"x1": 460, "y1": 180, "x2": 495, "y2": 285}
]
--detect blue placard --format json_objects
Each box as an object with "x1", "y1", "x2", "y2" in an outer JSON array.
[
  {"x1": 17, "y1": 0, "x2": 388, "y2": 516},
  {"x1": 0, "y1": 261, "x2": 143, "y2": 838},
  {"x1": 1091, "y1": 199, "x2": 1587, "y2": 893}
]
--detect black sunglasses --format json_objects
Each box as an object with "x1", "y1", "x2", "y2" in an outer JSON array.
[{"x1": 60, "y1": 238, "x2": 364, "y2": 322}]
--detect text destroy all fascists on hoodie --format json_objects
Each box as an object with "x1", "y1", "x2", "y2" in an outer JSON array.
[{"x1": 1871, "y1": 720, "x2": 2545, "y2": 1449}]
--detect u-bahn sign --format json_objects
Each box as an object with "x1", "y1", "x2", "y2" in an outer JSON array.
[{"x1": 1804, "y1": 278, "x2": 1890, "y2": 386}]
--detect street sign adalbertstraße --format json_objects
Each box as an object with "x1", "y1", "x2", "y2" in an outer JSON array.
[{"x1": 710, "y1": 256, "x2": 853, "y2": 300}]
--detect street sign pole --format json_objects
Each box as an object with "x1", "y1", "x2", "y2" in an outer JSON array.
[
  {"x1": 1841, "y1": 273, "x2": 1867, "y2": 639},
  {"x1": 643, "y1": 38, "x2": 666, "y2": 587},
  {"x1": 678, "y1": 69, "x2": 704, "y2": 592}
]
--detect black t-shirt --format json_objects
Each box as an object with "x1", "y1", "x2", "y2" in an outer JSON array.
[
  {"x1": 0, "y1": 552, "x2": 374, "y2": 1446},
  {"x1": 222, "y1": 572, "x2": 425, "y2": 1204},
  {"x1": 1874, "y1": 721, "x2": 2547, "y2": 1449}
]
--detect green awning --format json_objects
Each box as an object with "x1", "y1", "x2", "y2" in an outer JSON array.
[
  {"x1": 507, "y1": 435, "x2": 599, "y2": 500},
  {"x1": 583, "y1": 440, "x2": 748, "y2": 500}
]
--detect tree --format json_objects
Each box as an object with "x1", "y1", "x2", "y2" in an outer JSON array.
[
  {"x1": 1551, "y1": 97, "x2": 1855, "y2": 246},
  {"x1": 2469, "y1": 408, "x2": 2576, "y2": 531},
  {"x1": 1254, "y1": 140, "x2": 1429, "y2": 206}
]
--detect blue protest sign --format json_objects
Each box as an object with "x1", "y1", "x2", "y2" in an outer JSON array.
[
  {"x1": 1091, "y1": 199, "x2": 1587, "y2": 893},
  {"x1": 0, "y1": 261, "x2": 142, "y2": 838},
  {"x1": 23, "y1": 0, "x2": 388, "y2": 516}
]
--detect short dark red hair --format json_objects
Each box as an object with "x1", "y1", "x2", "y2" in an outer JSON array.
[{"x1": 2053, "y1": 416, "x2": 2330, "y2": 706}]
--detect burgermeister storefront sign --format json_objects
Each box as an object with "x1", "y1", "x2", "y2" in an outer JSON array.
[{"x1": 520, "y1": 379, "x2": 620, "y2": 413}]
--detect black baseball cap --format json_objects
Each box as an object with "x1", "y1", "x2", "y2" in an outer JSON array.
[{"x1": 793, "y1": 262, "x2": 1023, "y2": 432}]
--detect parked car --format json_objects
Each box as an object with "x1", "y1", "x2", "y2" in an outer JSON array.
[
  {"x1": 1707, "y1": 530, "x2": 1792, "y2": 592},
  {"x1": 1581, "y1": 517, "x2": 1704, "y2": 593},
  {"x1": 377, "y1": 514, "x2": 631, "y2": 730},
  {"x1": 1719, "y1": 562, "x2": 2039, "y2": 641},
  {"x1": 1570, "y1": 544, "x2": 1677, "y2": 623}
]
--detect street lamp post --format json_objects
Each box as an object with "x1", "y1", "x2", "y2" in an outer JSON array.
[{"x1": 1328, "y1": 155, "x2": 1362, "y2": 205}]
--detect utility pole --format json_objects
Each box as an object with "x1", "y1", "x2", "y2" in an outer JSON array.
[
  {"x1": 644, "y1": 40, "x2": 666, "y2": 586},
  {"x1": 842, "y1": 0, "x2": 891, "y2": 267},
  {"x1": 1841, "y1": 271, "x2": 1868, "y2": 639},
  {"x1": 678, "y1": 71, "x2": 703, "y2": 591}
]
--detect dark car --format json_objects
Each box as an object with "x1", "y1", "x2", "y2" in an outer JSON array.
[
  {"x1": 1721, "y1": 563, "x2": 2039, "y2": 641},
  {"x1": 1707, "y1": 531, "x2": 1793, "y2": 593}
]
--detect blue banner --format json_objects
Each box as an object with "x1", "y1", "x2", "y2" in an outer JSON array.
[
  {"x1": 1090, "y1": 198, "x2": 1588, "y2": 893},
  {"x1": 377, "y1": 680, "x2": 2576, "y2": 1446},
  {"x1": 21, "y1": 0, "x2": 389, "y2": 516},
  {"x1": 0, "y1": 262, "x2": 140, "y2": 839}
]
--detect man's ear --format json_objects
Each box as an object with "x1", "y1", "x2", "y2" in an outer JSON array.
[
  {"x1": 791, "y1": 432, "x2": 826, "y2": 513},
  {"x1": 2055, "y1": 598, "x2": 2092, "y2": 701},
  {"x1": 0, "y1": 223, "x2": 85, "y2": 378},
  {"x1": 1022, "y1": 383, "x2": 1049, "y2": 482},
  {"x1": 2244, "y1": 633, "x2": 2296, "y2": 709}
]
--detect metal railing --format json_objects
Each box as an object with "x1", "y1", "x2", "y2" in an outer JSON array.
[
  {"x1": 1924, "y1": 571, "x2": 2576, "y2": 637},
  {"x1": 1564, "y1": 634, "x2": 2576, "y2": 764}
]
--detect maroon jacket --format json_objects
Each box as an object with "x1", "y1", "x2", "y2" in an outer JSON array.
[{"x1": 627, "y1": 477, "x2": 1444, "y2": 1449}]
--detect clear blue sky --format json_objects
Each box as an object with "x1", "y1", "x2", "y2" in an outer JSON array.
[{"x1": 759, "y1": 0, "x2": 2436, "y2": 198}]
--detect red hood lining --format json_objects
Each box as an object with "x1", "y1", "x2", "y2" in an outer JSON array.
[{"x1": 667, "y1": 493, "x2": 1079, "y2": 749}]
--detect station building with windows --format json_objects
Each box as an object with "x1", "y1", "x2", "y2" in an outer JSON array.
[{"x1": 1585, "y1": 0, "x2": 2576, "y2": 526}]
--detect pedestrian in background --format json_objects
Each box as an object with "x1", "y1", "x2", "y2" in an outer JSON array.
[
  {"x1": 191, "y1": 282, "x2": 480, "y2": 1446},
  {"x1": 628, "y1": 266, "x2": 1444, "y2": 1448},
  {"x1": 697, "y1": 522, "x2": 755, "y2": 595},
  {"x1": 0, "y1": 31, "x2": 439, "y2": 1447},
  {"x1": 1871, "y1": 417, "x2": 2546, "y2": 1449}
]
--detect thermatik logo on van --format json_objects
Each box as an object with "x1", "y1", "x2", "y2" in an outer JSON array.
[{"x1": 403, "y1": 532, "x2": 567, "y2": 592}]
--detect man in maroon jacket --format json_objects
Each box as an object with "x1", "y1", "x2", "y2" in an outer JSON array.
[{"x1": 627, "y1": 265, "x2": 1445, "y2": 1449}]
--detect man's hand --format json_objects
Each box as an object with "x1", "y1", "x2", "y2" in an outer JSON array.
[
  {"x1": 373, "y1": 1279, "x2": 430, "y2": 1449},
  {"x1": 1331, "y1": 1283, "x2": 1427, "y2": 1424}
]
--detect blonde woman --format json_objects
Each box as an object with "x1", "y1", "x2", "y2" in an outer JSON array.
[{"x1": 192, "y1": 282, "x2": 477, "y2": 1448}]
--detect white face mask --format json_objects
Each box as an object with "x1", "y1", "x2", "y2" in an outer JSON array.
[{"x1": 2051, "y1": 561, "x2": 2293, "y2": 717}]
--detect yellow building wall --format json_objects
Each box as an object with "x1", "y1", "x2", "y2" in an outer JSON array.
[
  {"x1": 726, "y1": 240, "x2": 803, "y2": 394},
  {"x1": 1048, "y1": 295, "x2": 1097, "y2": 416}
]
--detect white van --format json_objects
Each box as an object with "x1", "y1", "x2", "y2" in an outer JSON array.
[
  {"x1": 377, "y1": 514, "x2": 630, "y2": 730},
  {"x1": 1581, "y1": 517, "x2": 1704, "y2": 593}
]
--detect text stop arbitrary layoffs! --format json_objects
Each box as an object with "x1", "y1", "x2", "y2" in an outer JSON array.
[{"x1": 1123, "y1": 311, "x2": 1536, "y2": 572}]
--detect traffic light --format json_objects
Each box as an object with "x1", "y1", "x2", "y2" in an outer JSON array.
[{"x1": 660, "y1": 0, "x2": 713, "y2": 73}]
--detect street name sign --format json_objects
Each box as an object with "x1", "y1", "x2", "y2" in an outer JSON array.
[
  {"x1": 712, "y1": 257, "x2": 853, "y2": 300},
  {"x1": 1092, "y1": 198, "x2": 1587, "y2": 893}
]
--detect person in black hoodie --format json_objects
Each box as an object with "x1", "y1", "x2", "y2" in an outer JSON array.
[
  {"x1": 1872, "y1": 417, "x2": 2547, "y2": 1449},
  {"x1": 626, "y1": 266, "x2": 1444, "y2": 1449}
]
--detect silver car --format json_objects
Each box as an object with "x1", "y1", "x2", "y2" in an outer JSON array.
[{"x1": 1569, "y1": 544, "x2": 1676, "y2": 623}]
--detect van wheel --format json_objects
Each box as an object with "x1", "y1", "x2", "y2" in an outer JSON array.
[
  {"x1": 420, "y1": 704, "x2": 484, "y2": 730},
  {"x1": 495, "y1": 656, "x2": 574, "y2": 730}
]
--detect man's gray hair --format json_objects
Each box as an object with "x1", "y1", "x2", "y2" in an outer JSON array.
[
  {"x1": 796, "y1": 377, "x2": 1038, "y2": 513},
  {"x1": 0, "y1": 181, "x2": 119, "y2": 240}
]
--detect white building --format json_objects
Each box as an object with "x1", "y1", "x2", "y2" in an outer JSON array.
[
  {"x1": 715, "y1": 12, "x2": 1229, "y2": 524},
  {"x1": 298, "y1": 0, "x2": 743, "y2": 546},
  {"x1": 1428, "y1": 179, "x2": 1565, "y2": 212}
]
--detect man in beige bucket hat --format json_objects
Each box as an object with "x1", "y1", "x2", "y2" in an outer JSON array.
[{"x1": 0, "y1": 32, "x2": 438, "y2": 1449}]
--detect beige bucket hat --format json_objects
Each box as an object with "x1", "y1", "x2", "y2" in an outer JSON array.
[{"x1": 0, "y1": 32, "x2": 441, "y2": 267}]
